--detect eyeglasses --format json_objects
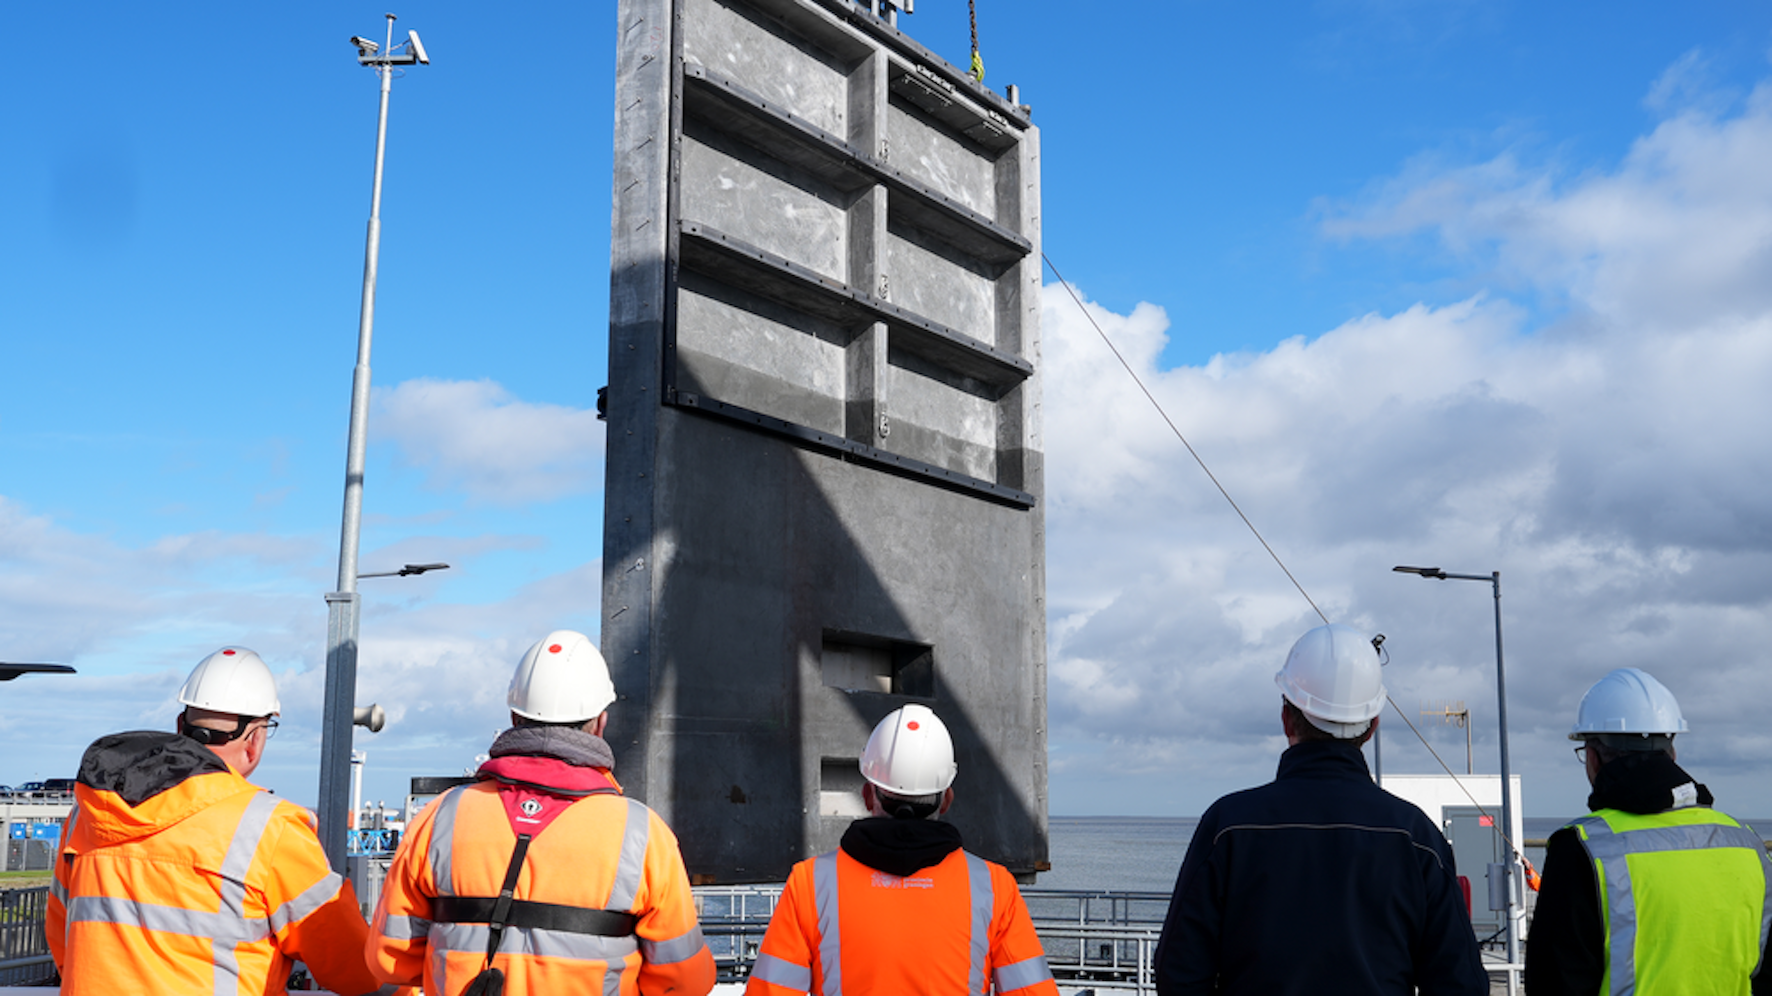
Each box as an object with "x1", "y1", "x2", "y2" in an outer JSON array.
[
  {"x1": 181, "y1": 713, "x2": 279, "y2": 746},
  {"x1": 1573, "y1": 744, "x2": 1588, "y2": 763}
]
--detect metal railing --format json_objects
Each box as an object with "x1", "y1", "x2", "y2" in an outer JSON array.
[
  {"x1": 0, "y1": 887, "x2": 54, "y2": 987},
  {"x1": 690, "y1": 883, "x2": 1169, "y2": 991}
]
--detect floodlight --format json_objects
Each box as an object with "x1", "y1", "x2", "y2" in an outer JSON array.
[
  {"x1": 407, "y1": 30, "x2": 429, "y2": 64},
  {"x1": 353, "y1": 704, "x2": 387, "y2": 733}
]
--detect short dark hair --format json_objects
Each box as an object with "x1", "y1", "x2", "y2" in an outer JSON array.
[
  {"x1": 1283, "y1": 699, "x2": 1374, "y2": 746},
  {"x1": 514, "y1": 715, "x2": 596, "y2": 731},
  {"x1": 877, "y1": 788, "x2": 942, "y2": 821},
  {"x1": 1586, "y1": 734, "x2": 1674, "y2": 764}
]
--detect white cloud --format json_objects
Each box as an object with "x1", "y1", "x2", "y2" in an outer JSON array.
[
  {"x1": 0, "y1": 489, "x2": 594, "y2": 804},
  {"x1": 0, "y1": 552, "x2": 602, "y2": 803},
  {"x1": 1321, "y1": 81, "x2": 1772, "y2": 331},
  {"x1": 375, "y1": 378, "x2": 606, "y2": 505},
  {"x1": 1042, "y1": 77, "x2": 1772, "y2": 816},
  {"x1": 1, "y1": 373, "x2": 604, "y2": 801}
]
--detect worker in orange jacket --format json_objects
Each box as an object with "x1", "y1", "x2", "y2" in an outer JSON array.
[
  {"x1": 48, "y1": 646, "x2": 390, "y2": 996},
  {"x1": 746, "y1": 705, "x2": 1058, "y2": 996},
  {"x1": 368, "y1": 630, "x2": 715, "y2": 996}
]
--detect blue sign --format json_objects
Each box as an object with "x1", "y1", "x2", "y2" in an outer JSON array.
[
  {"x1": 31, "y1": 821, "x2": 62, "y2": 840},
  {"x1": 7, "y1": 822, "x2": 23, "y2": 840}
]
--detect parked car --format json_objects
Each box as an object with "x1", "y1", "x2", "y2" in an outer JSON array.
[
  {"x1": 0, "y1": 784, "x2": 14, "y2": 797},
  {"x1": 42, "y1": 778, "x2": 76, "y2": 796},
  {"x1": 17, "y1": 781, "x2": 44, "y2": 796}
]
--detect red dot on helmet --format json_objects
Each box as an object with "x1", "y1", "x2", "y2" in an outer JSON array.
[
  {"x1": 907, "y1": 721, "x2": 920, "y2": 730},
  {"x1": 549, "y1": 644, "x2": 563, "y2": 653},
  {"x1": 222, "y1": 649, "x2": 236, "y2": 656}
]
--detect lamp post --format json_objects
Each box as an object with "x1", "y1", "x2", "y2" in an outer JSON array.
[
  {"x1": 319, "y1": 14, "x2": 431, "y2": 874},
  {"x1": 1394, "y1": 565, "x2": 1521, "y2": 994}
]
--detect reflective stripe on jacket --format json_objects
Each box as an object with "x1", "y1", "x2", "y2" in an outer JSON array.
[
  {"x1": 745, "y1": 846, "x2": 1057, "y2": 996},
  {"x1": 47, "y1": 734, "x2": 386, "y2": 996},
  {"x1": 1572, "y1": 807, "x2": 1772, "y2": 996},
  {"x1": 369, "y1": 779, "x2": 714, "y2": 996}
]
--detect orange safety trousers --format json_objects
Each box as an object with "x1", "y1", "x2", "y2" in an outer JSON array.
[{"x1": 746, "y1": 847, "x2": 1057, "y2": 996}]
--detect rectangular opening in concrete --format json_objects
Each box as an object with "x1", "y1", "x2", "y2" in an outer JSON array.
[
  {"x1": 818, "y1": 757, "x2": 868, "y2": 816},
  {"x1": 821, "y1": 631, "x2": 935, "y2": 697}
]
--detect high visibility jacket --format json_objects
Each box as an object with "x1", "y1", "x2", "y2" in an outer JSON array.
[
  {"x1": 1570, "y1": 807, "x2": 1772, "y2": 996},
  {"x1": 369, "y1": 754, "x2": 714, "y2": 996},
  {"x1": 746, "y1": 845, "x2": 1058, "y2": 996},
  {"x1": 47, "y1": 731, "x2": 388, "y2": 996}
]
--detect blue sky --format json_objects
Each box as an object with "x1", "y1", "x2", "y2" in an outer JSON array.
[{"x1": 6, "y1": 1, "x2": 1772, "y2": 830}]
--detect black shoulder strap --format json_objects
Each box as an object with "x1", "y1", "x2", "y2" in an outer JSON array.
[{"x1": 484, "y1": 832, "x2": 534, "y2": 964}]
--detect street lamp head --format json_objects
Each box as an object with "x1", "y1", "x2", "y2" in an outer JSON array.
[
  {"x1": 357, "y1": 562, "x2": 451, "y2": 580},
  {"x1": 1393, "y1": 565, "x2": 1447, "y2": 579},
  {"x1": 0, "y1": 662, "x2": 77, "y2": 682}
]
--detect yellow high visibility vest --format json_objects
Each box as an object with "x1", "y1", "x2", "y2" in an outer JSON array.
[{"x1": 1570, "y1": 807, "x2": 1772, "y2": 996}]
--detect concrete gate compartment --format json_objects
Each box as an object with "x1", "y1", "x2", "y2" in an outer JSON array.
[{"x1": 604, "y1": 0, "x2": 1046, "y2": 881}]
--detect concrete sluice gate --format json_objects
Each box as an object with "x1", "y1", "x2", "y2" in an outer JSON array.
[{"x1": 604, "y1": 0, "x2": 1047, "y2": 882}]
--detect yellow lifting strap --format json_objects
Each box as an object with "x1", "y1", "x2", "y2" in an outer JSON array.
[{"x1": 968, "y1": 0, "x2": 985, "y2": 82}]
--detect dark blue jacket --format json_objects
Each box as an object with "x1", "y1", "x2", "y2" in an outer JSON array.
[{"x1": 1155, "y1": 740, "x2": 1488, "y2": 996}]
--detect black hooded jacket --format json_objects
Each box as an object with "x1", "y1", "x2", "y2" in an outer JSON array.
[
  {"x1": 839, "y1": 816, "x2": 965, "y2": 876},
  {"x1": 1524, "y1": 751, "x2": 1770, "y2": 996},
  {"x1": 1154, "y1": 740, "x2": 1489, "y2": 996}
]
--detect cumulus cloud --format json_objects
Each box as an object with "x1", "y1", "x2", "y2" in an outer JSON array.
[
  {"x1": 376, "y1": 378, "x2": 606, "y2": 505},
  {"x1": 1043, "y1": 77, "x2": 1772, "y2": 816},
  {"x1": 1320, "y1": 79, "x2": 1772, "y2": 330},
  {"x1": 0, "y1": 490, "x2": 588, "y2": 802},
  {"x1": 1, "y1": 375, "x2": 604, "y2": 799}
]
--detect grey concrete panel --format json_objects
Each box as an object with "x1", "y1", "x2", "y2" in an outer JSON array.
[
  {"x1": 604, "y1": 0, "x2": 677, "y2": 811},
  {"x1": 676, "y1": 267, "x2": 849, "y2": 431},
  {"x1": 683, "y1": 0, "x2": 852, "y2": 138},
  {"x1": 680, "y1": 123, "x2": 851, "y2": 282},
  {"x1": 885, "y1": 221, "x2": 996, "y2": 346},
  {"x1": 844, "y1": 321, "x2": 887, "y2": 445},
  {"x1": 608, "y1": 0, "x2": 1044, "y2": 883},
  {"x1": 885, "y1": 94, "x2": 996, "y2": 220},
  {"x1": 885, "y1": 354, "x2": 997, "y2": 480}
]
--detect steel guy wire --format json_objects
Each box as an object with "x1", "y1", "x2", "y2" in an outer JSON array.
[{"x1": 1043, "y1": 252, "x2": 1531, "y2": 865}]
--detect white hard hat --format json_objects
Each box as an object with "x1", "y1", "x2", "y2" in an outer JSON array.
[
  {"x1": 1275, "y1": 624, "x2": 1385, "y2": 739},
  {"x1": 178, "y1": 646, "x2": 281, "y2": 717},
  {"x1": 508, "y1": 630, "x2": 616, "y2": 724},
  {"x1": 860, "y1": 704, "x2": 957, "y2": 797},
  {"x1": 1569, "y1": 667, "x2": 1687, "y2": 741}
]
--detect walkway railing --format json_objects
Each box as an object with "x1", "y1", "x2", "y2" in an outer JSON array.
[
  {"x1": 693, "y1": 884, "x2": 1168, "y2": 991},
  {"x1": 0, "y1": 888, "x2": 54, "y2": 987}
]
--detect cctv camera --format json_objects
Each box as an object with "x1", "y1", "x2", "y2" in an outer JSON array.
[
  {"x1": 350, "y1": 35, "x2": 379, "y2": 54},
  {"x1": 406, "y1": 30, "x2": 429, "y2": 64}
]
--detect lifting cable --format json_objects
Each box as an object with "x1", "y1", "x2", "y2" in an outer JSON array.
[
  {"x1": 967, "y1": 0, "x2": 985, "y2": 82},
  {"x1": 1041, "y1": 251, "x2": 1534, "y2": 873}
]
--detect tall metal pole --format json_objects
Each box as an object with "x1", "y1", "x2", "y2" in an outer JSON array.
[
  {"x1": 1393, "y1": 564, "x2": 1522, "y2": 994},
  {"x1": 1491, "y1": 570, "x2": 1521, "y2": 995},
  {"x1": 320, "y1": 14, "x2": 399, "y2": 874}
]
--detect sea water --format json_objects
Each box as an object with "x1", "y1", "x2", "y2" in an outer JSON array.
[{"x1": 1040, "y1": 814, "x2": 1772, "y2": 895}]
